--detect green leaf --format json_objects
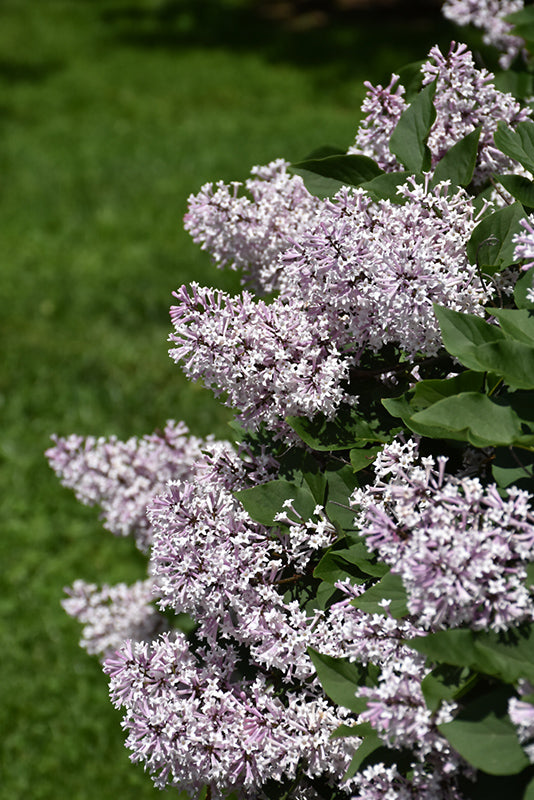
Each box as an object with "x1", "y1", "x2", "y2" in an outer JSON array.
[
  {"x1": 515, "y1": 267, "x2": 534, "y2": 310},
  {"x1": 491, "y1": 308, "x2": 534, "y2": 346},
  {"x1": 349, "y1": 446, "x2": 382, "y2": 473},
  {"x1": 466, "y1": 202, "x2": 525, "y2": 274},
  {"x1": 292, "y1": 154, "x2": 383, "y2": 186},
  {"x1": 351, "y1": 571, "x2": 409, "y2": 618},
  {"x1": 493, "y1": 71, "x2": 534, "y2": 100},
  {"x1": 314, "y1": 540, "x2": 388, "y2": 583},
  {"x1": 389, "y1": 80, "x2": 437, "y2": 172},
  {"x1": 343, "y1": 733, "x2": 384, "y2": 780},
  {"x1": 396, "y1": 59, "x2": 425, "y2": 102},
  {"x1": 495, "y1": 174, "x2": 534, "y2": 209},
  {"x1": 438, "y1": 689, "x2": 530, "y2": 775},
  {"x1": 382, "y1": 370, "x2": 486, "y2": 437},
  {"x1": 525, "y1": 778, "x2": 534, "y2": 800},
  {"x1": 494, "y1": 121, "x2": 534, "y2": 175},
  {"x1": 407, "y1": 624, "x2": 534, "y2": 685},
  {"x1": 324, "y1": 464, "x2": 359, "y2": 530},
  {"x1": 421, "y1": 664, "x2": 478, "y2": 713},
  {"x1": 287, "y1": 405, "x2": 392, "y2": 452},
  {"x1": 360, "y1": 171, "x2": 415, "y2": 202},
  {"x1": 308, "y1": 648, "x2": 369, "y2": 713},
  {"x1": 410, "y1": 392, "x2": 524, "y2": 447},
  {"x1": 435, "y1": 306, "x2": 506, "y2": 364},
  {"x1": 492, "y1": 446, "x2": 534, "y2": 491},
  {"x1": 435, "y1": 306, "x2": 534, "y2": 389},
  {"x1": 235, "y1": 478, "x2": 316, "y2": 527},
  {"x1": 290, "y1": 154, "x2": 383, "y2": 199},
  {"x1": 431, "y1": 127, "x2": 481, "y2": 188}
]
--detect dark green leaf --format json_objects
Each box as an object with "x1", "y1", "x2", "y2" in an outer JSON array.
[
  {"x1": 324, "y1": 464, "x2": 359, "y2": 530},
  {"x1": 407, "y1": 624, "x2": 534, "y2": 684},
  {"x1": 287, "y1": 405, "x2": 392, "y2": 452},
  {"x1": 292, "y1": 154, "x2": 383, "y2": 185},
  {"x1": 466, "y1": 202, "x2": 525, "y2": 274},
  {"x1": 349, "y1": 446, "x2": 382, "y2": 473},
  {"x1": 308, "y1": 648, "x2": 369, "y2": 713},
  {"x1": 314, "y1": 540, "x2": 388, "y2": 583},
  {"x1": 410, "y1": 392, "x2": 525, "y2": 447},
  {"x1": 235, "y1": 479, "x2": 316, "y2": 527},
  {"x1": 515, "y1": 267, "x2": 534, "y2": 310},
  {"x1": 360, "y1": 171, "x2": 416, "y2": 202},
  {"x1": 331, "y1": 722, "x2": 370, "y2": 739},
  {"x1": 389, "y1": 80, "x2": 437, "y2": 172},
  {"x1": 438, "y1": 689, "x2": 529, "y2": 775},
  {"x1": 302, "y1": 145, "x2": 345, "y2": 159},
  {"x1": 351, "y1": 571, "x2": 409, "y2": 618},
  {"x1": 495, "y1": 174, "x2": 534, "y2": 208},
  {"x1": 421, "y1": 664, "x2": 478, "y2": 713},
  {"x1": 343, "y1": 733, "x2": 384, "y2": 780},
  {"x1": 493, "y1": 71, "x2": 534, "y2": 100},
  {"x1": 382, "y1": 371, "x2": 486, "y2": 438},
  {"x1": 396, "y1": 59, "x2": 425, "y2": 101},
  {"x1": 291, "y1": 154, "x2": 383, "y2": 199},
  {"x1": 492, "y1": 446, "x2": 534, "y2": 491},
  {"x1": 494, "y1": 121, "x2": 534, "y2": 175},
  {"x1": 432, "y1": 127, "x2": 481, "y2": 188}
]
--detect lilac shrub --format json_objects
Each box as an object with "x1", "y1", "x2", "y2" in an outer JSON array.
[{"x1": 49, "y1": 33, "x2": 534, "y2": 800}]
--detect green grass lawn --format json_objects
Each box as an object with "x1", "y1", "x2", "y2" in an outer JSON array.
[{"x1": 0, "y1": 1, "x2": 464, "y2": 797}]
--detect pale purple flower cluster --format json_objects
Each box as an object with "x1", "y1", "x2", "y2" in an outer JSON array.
[
  {"x1": 348, "y1": 762, "x2": 466, "y2": 800},
  {"x1": 46, "y1": 421, "x2": 221, "y2": 551},
  {"x1": 350, "y1": 42, "x2": 529, "y2": 183},
  {"x1": 442, "y1": 0, "x2": 525, "y2": 68},
  {"x1": 184, "y1": 158, "x2": 322, "y2": 293},
  {"x1": 62, "y1": 579, "x2": 167, "y2": 658},
  {"x1": 172, "y1": 179, "x2": 489, "y2": 435},
  {"x1": 104, "y1": 633, "x2": 354, "y2": 796},
  {"x1": 168, "y1": 285, "x2": 351, "y2": 436},
  {"x1": 351, "y1": 439, "x2": 534, "y2": 632}
]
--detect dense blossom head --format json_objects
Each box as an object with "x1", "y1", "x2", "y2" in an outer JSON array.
[
  {"x1": 184, "y1": 159, "x2": 322, "y2": 293},
  {"x1": 442, "y1": 0, "x2": 525, "y2": 68},
  {"x1": 104, "y1": 633, "x2": 355, "y2": 797},
  {"x1": 351, "y1": 439, "x2": 534, "y2": 632},
  {"x1": 171, "y1": 179, "x2": 489, "y2": 435},
  {"x1": 349, "y1": 42, "x2": 529, "y2": 184},
  {"x1": 46, "y1": 421, "x2": 221, "y2": 551},
  {"x1": 62, "y1": 579, "x2": 167, "y2": 658}
]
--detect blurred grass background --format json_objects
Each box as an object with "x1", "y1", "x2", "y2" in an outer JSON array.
[{"x1": 0, "y1": 1, "x2": 470, "y2": 797}]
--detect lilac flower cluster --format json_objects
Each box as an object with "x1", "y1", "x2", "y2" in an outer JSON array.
[
  {"x1": 442, "y1": 0, "x2": 525, "y2": 67},
  {"x1": 62, "y1": 579, "x2": 167, "y2": 658},
  {"x1": 46, "y1": 420, "x2": 221, "y2": 551},
  {"x1": 183, "y1": 159, "x2": 322, "y2": 293},
  {"x1": 351, "y1": 439, "x2": 534, "y2": 632},
  {"x1": 173, "y1": 178, "x2": 489, "y2": 436},
  {"x1": 350, "y1": 42, "x2": 529, "y2": 184},
  {"x1": 105, "y1": 633, "x2": 354, "y2": 796}
]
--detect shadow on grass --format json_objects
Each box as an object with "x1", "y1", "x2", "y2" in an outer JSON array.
[
  {"x1": 98, "y1": 0, "x2": 457, "y2": 84},
  {"x1": 0, "y1": 57, "x2": 63, "y2": 84}
]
